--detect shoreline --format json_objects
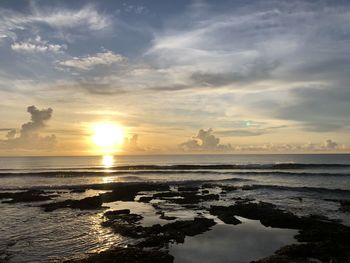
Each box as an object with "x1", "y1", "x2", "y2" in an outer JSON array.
[{"x1": 1, "y1": 181, "x2": 350, "y2": 262}]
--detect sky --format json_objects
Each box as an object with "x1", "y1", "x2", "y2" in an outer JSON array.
[{"x1": 0, "y1": 0, "x2": 350, "y2": 155}]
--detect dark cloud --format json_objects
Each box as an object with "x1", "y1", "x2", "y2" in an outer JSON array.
[
  {"x1": 190, "y1": 59, "x2": 279, "y2": 87},
  {"x1": 0, "y1": 106, "x2": 56, "y2": 150},
  {"x1": 324, "y1": 139, "x2": 338, "y2": 150},
  {"x1": 179, "y1": 128, "x2": 232, "y2": 151},
  {"x1": 275, "y1": 85, "x2": 350, "y2": 132},
  {"x1": 215, "y1": 129, "x2": 267, "y2": 137},
  {"x1": 149, "y1": 84, "x2": 190, "y2": 91},
  {"x1": 21, "y1": 105, "x2": 53, "y2": 136},
  {"x1": 215, "y1": 124, "x2": 287, "y2": 137}
]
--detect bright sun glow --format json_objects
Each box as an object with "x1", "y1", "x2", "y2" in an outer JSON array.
[
  {"x1": 102, "y1": 155, "x2": 114, "y2": 168},
  {"x1": 92, "y1": 123, "x2": 124, "y2": 152}
]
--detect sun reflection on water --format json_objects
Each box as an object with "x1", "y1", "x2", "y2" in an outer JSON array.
[
  {"x1": 102, "y1": 155, "x2": 114, "y2": 169},
  {"x1": 101, "y1": 155, "x2": 119, "y2": 184}
]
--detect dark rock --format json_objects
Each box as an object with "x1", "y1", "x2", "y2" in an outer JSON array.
[
  {"x1": 324, "y1": 198, "x2": 350, "y2": 213},
  {"x1": 202, "y1": 190, "x2": 209, "y2": 194},
  {"x1": 104, "y1": 209, "x2": 130, "y2": 216},
  {"x1": 41, "y1": 196, "x2": 103, "y2": 212},
  {"x1": 64, "y1": 247, "x2": 174, "y2": 263},
  {"x1": 153, "y1": 192, "x2": 179, "y2": 198},
  {"x1": 171, "y1": 193, "x2": 219, "y2": 204},
  {"x1": 138, "y1": 196, "x2": 153, "y2": 203},
  {"x1": 103, "y1": 212, "x2": 143, "y2": 225},
  {"x1": 104, "y1": 214, "x2": 215, "y2": 248},
  {"x1": 209, "y1": 206, "x2": 242, "y2": 225},
  {"x1": 41, "y1": 183, "x2": 170, "y2": 211},
  {"x1": 201, "y1": 183, "x2": 217, "y2": 188},
  {"x1": 221, "y1": 185, "x2": 238, "y2": 192},
  {"x1": 241, "y1": 185, "x2": 255, "y2": 190},
  {"x1": 138, "y1": 218, "x2": 216, "y2": 248},
  {"x1": 164, "y1": 217, "x2": 216, "y2": 237},
  {"x1": 229, "y1": 202, "x2": 350, "y2": 263},
  {"x1": 70, "y1": 189, "x2": 86, "y2": 193},
  {"x1": 1, "y1": 190, "x2": 52, "y2": 203},
  {"x1": 178, "y1": 186, "x2": 199, "y2": 192},
  {"x1": 340, "y1": 200, "x2": 350, "y2": 213},
  {"x1": 233, "y1": 197, "x2": 254, "y2": 203},
  {"x1": 158, "y1": 212, "x2": 177, "y2": 221},
  {"x1": 228, "y1": 201, "x2": 302, "y2": 229}
]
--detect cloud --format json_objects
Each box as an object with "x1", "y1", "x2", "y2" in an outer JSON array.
[
  {"x1": 122, "y1": 3, "x2": 147, "y2": 15},
  {"x1": 11, "y1": 36, "x2": 66, "y2": 53},
  {"x1": 33, "y1": 4, "x2": 110, "y2": 31},
  {"x1": 232, "y1": 139, "x2": 344, "y2": 152},
  {"x1": 179, "y1": 128, "x2": 232, "y2": 151},
  {"x1": 324, "y1": 139, "x2": 338, "y2": 150},
  {"x1": 215, "y1": 129, "x2": 266, "y2": 137},
  {"x1": 0, "y1": 4, "x2": 110, "y2": 38},
  {"x1": 286, "y1": 85, "x2": 350, "y2": 132},
  {"x1": 58, "y1": 50, "x2": 126, "y2": 71},
  {"x1": 0, "y1": 106, "x2": 56, "y2": 150},
  {"x1": 123, "y1": 134, "x2": 144, "y2": 152}
]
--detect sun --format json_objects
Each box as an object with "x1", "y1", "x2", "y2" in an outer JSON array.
[{"x1": 92, "y1": 123, "x2": 124, "y2": 152}]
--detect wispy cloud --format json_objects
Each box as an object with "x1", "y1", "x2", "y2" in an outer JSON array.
[
  {"x1": 11, "y1": 36, "x2": 66, "y2": 53},
  {"x1": 0, "y1": 4, "x2": 111, "y2": 41},
  {"x1": 58, "y1": 50, "x2": 126, "y2": 71}
]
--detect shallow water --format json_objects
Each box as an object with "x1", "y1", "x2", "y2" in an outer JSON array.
[
  {"x1": 170, "y1": 217, "x2": 297, "y2": 263},
  {"x1": 0, "y1": 204, "x2": 126, "y2": 262}
]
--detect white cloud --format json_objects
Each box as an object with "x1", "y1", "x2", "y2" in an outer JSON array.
[
  {"x1": 58, "y1": 50, "x2": 126, "y2": 70},
  {"x1": 11, "y1": 36, "x2": 66, "y2": 53}
]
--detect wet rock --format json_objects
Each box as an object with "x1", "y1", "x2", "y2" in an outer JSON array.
[
  {"x1": 167, "y1": 217, "x2": 216, "y2": 236},
  {"x1": 41, "y1": 184, "x2": 170, "y2": 211},
  {"x1": 104, "y1": 214, "x2": 215, "y2": 248},
  {"x1": 209, "y1": 206, "x2": 242, "y2": 225},
  {"x1": 201, "y1": 183, "x2": 217, "y2": 188},
  {"x1": 104, "y1": 209, "x2": 130, "y2": 216},
  {"x1": 228, "y1": 201, "x2": 302, "y2": 229},
  {"x1": 241, "y1": 185, "x2": 255, "y2": 190},
  {"x1": 324, "y1": 198, "x2": 350, "y2": 213},
  {"x1": 153, "y1": 192, "x2": 179, "y2": 198},
  {"x1": 41, "y1": 196, "x2": 103, "y2": 212},
  {"x1": 340, "y1": 200, "x2": 350, "y2": 213},
  {"x1": 221, "y1": 185, "x2": 238, "y2": 192},
  {"x1": 171, "y1": 193, "x2": 219, "y2": 204},
  {"x1": 138, "y1": 218, "x2": 216, "y2": 248},
  {"x1": 178, "y1": 186, "x2": 199, "y2": 192},
  {"x1": 0, "y1": 190, "x2": 52, "y2": 203},
  {"x1": 101, "y1": 184, "x2": 169, "y2": 202},
  {"x1": 103, "y1": 210, "x2": 143, "y2": 225},
  {"x1": 255, "y1": 240, "x2": 350, "y2": 263},
  {"x1": 158, "y1": 212, "x2": 177, "y2": 221},
  {"x1": 138, "y1": 196, "x2": 153, "y2": 203},
  {"x1": 64, "y1": 247, "x2": 174, "y2": 263},
  {"x1": 70, "y1": 189, "x2": 86, "y2": 193},
  {"x1": 231, "y1": 202, "x2": 350, "y2": 263},
  {"x1": 233, "y1": 197, "x2": 254, "y2": 203}
]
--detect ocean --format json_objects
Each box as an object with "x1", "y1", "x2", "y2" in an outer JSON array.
[{"x1": 1, "y1": 154, "x2": 350, "y2": 262}]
